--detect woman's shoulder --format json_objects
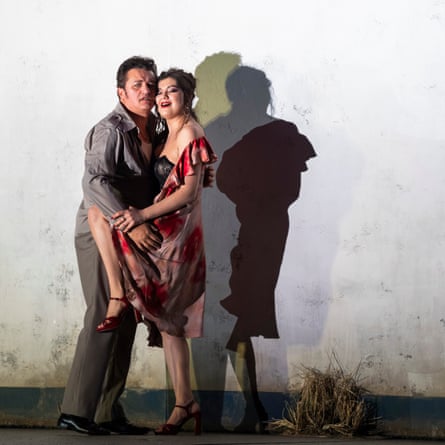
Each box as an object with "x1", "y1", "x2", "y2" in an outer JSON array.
[{"x1": 177, "y1": 121, "x2": 205, "y2": 147}]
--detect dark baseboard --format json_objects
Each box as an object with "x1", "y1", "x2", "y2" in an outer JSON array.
[{"x1": 0, "y1": 387, "x2": 444, "y2": 438}]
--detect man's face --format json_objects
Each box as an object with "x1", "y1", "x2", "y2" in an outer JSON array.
[{"x1": 118, "y1": 68, "x2": 156, "y2": 117}]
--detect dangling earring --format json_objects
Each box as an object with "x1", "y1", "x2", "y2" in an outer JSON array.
[
  {"x1": 184, "y1": 105, "x2": 191, "y2": 122},
  {"x1": 155, "y1": 117, "x2": 166, "y2": 135}
]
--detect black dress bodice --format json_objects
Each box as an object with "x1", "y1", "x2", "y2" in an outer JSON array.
[{"x1": 154, "y1": 156, "x2": 175, "y2": 188}]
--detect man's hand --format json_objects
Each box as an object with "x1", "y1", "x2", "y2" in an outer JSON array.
[
  {"x1": 203, "y1": 165, "x2": 215, "y2": 188},
  {"x1": 127, "y1": 222, "x2": 162, "y2": 253}
]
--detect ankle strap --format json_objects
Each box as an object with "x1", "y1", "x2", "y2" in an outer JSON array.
[{"x1": 174, "y1": 400, "x2": 194, "y2": 413}]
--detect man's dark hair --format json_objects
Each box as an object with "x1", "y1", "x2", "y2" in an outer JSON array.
[{"x1": 116, "y1": 56, "x2": 157, "y2": 88}]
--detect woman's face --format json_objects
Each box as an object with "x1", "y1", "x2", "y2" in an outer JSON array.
[{"x1": 156, "y1": 77, "x2": 185, "y2": 120}]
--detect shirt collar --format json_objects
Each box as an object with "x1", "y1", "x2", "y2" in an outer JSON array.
[{"x1": 112, "y1": 102, "x2": 138, "y2": 132}]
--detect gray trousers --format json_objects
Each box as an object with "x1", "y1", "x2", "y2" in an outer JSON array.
[{"x1": 60, "y1": 230, "x2": 137, "y2": 423}]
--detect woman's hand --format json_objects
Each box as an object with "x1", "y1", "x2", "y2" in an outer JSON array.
[
  {"x1": 203, "y1": 165, "x2": 215, "y2": 188},
  {"x1": 113, "y1": 206, "x2": 144, "y2": 232}
]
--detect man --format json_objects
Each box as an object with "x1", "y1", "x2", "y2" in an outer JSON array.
[{"x1": 57, "y1": 56, "x2": 162, "y2": 435}]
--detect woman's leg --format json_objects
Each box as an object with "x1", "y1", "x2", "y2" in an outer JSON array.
[
  {"x1": 160, "y1": 332, "x2": 200, "y2": 425},
  {"x1": 88, "y1": 205, "x2": 126, "y2": 318}
]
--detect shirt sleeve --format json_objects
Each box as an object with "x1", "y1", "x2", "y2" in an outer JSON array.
[{"x1": 81, "y1": 125, "x2": 127, "y2": 219}]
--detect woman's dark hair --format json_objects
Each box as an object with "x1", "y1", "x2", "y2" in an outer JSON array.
[
  {"x1": 157, "y1": 68, "x2": 198, "y2": 121},
  {"x1": 116, "y1": 56, "x2": 157, "y2": 88}
]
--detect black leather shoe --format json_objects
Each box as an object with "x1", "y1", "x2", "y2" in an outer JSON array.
[
  {"x1": 99, "y1": 418, "x2": 151, "y2": 435},
  {"x1": 57, "y1": 413, "x2": 110, "y2": 435}
]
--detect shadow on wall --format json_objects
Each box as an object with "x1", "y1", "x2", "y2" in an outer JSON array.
[{"x1": 190, "y1": 52, "x2": 316, "y2": 432}]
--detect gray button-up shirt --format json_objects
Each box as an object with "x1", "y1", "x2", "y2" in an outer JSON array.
[{"x1": 75, "y1": 102, "x2": 158, "y2": 235}]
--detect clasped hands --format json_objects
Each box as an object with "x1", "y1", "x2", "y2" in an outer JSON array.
[
  {"x1": 113, "y1": 206, "x2": 143, "y2": 232},
  {"x1": 113, "y1": 207, "x2": 162, "y2": 252}
]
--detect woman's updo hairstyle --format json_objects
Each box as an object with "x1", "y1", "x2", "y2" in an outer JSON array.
[{"x1": 158, "y1": 68, "x2": 198, "y2": 121}]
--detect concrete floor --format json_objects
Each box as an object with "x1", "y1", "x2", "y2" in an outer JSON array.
[{"x1": 0, "y1": 429, "x2": 443, "y2": 445}]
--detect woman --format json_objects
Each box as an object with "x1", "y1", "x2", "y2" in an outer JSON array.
[{"x1": 94, "y1": 68, "x2": 216, "y2": 435}]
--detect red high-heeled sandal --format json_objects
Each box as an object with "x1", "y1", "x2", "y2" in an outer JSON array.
[
  {"x1": 155, "y1": 400, "x2": 201, "y2": 435},
  {"x1": 96, "y1": 297, "x2": 129, "y2": 333}
]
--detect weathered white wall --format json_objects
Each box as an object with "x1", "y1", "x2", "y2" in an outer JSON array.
[{"x1": 0, "y1": 0, "x2": 444, "y2": 400}]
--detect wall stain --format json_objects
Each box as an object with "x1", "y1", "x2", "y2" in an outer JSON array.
[
  {"x1": 47, "y1": 263, "x2": 75, "y2": 304},
  {"x1": 32, "y1": 315, "x2": 43, "y2": 340},
  {"x1": 0, "y1": 351, "x2": 18, "y2": 371},
  {"x1": 399, "y1": 353, "x2": 413, "y2": 359},
  {"x1": 50, "y1": 334, "x2": 71, "y2": 367}
]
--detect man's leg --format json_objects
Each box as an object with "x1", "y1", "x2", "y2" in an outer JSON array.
[
  {"x1": 94, "y1": 311, "x2": 136, "y2": 424},
  {"x1": 93, "y1": 247, "x2": 152, "y2": 434},
  {"x1": 60, "y1": 231, "x2": 136, "y2": 428}
]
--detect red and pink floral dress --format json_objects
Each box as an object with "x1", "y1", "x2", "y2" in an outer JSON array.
[{"x1": 113, "y1": 137, "x2": 217, "y2": 346}]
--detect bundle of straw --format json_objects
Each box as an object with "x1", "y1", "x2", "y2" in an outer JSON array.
[{"x1": 268, "y1": 358, "x2": 370, "y2": 436}]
